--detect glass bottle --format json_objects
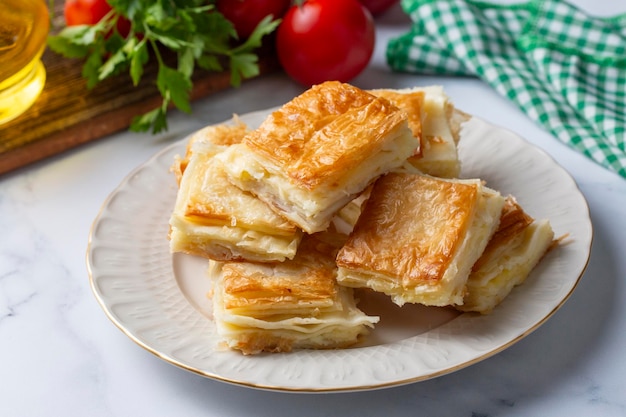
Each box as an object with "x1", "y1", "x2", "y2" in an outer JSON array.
[{"x1": 0, "y1": 0, "x2": 49, "y2": 125}]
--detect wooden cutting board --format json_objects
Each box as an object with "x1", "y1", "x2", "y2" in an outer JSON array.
[{"x1": 0, "y1": 2, "x2": 280, "y2": 176}]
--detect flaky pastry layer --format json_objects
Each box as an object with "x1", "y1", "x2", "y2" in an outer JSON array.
[
  {"x1": 209, "y1": 232, "x2": 379, "y2": 355},
  {"x1": 336, "y1": 172, "x2": 505, "y2": 307},
  {"x1": 218, "y1": 81, "x2": 417, "y2": 233},
  {"x1": 169, "y1": 125, "x2": 302, "y2": 262},
  {"x1": 457, "y1": 197, "x2": 555, "y2": 314},
  {"x1": 372, "y1": 86, "x2": 468, "y2": 178}
]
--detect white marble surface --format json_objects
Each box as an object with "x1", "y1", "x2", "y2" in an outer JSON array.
[{"x1": 2, "y1": 1, "x2": 626, "y2": 416}]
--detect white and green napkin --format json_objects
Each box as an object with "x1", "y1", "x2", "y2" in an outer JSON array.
[{"x1": 387, "y1": 0, "x2": 626, "y2": 178}]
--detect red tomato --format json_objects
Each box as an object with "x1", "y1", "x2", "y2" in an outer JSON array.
[
  {"x1": 276, "y1": 0, "x2": 375, "y2": 86},
  {"x1": 64, "y1": 0, "x2": 131, "y2": 37},
  {"x1": 359, "y1": 0, "x2": 399, "y2": 16},
  {"x1": 217, "y1": 0, "x2": 291, "y2": 39}
]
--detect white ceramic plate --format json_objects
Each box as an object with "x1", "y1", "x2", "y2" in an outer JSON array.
[{"x1": 87, "y1": 108, "x2": 592, "y2": 392}]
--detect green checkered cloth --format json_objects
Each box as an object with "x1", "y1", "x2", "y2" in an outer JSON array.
[{"x1": 387, "y1": 0, "x2": 626, "y2": 179}]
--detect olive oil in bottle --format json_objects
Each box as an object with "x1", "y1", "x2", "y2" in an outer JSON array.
[{"x1": 0, "y1": 0, "x2": 49, "y2": 124}]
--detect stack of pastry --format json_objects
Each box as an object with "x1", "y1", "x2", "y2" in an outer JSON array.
[{"x1": 168, "y1": 81, "x2": 556, "y2": 355}]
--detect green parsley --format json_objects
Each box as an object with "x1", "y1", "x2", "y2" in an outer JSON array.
[{"x1": 47, "y1": 0, "x2": 281, "y2": 134}]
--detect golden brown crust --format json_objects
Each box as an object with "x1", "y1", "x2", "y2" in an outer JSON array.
[
  {"x1": 242, "y1": 81, "x2": 412, "y2": 190},
  {"x1": 189, "y1": 118, "x2": 250, "y2": 148},
  {"x1": 472, "y1": 196, "x2": 533, "y2": 272},
  {"x1": 182, "y1": 150, "x2": 297, "y2": 234},
  {"x1": 180, "y1": 143, "x2": 297, "y2": 235},
  {"x1": 370, "y1": 89, "x2": 424, "y2": 156},
  {"x1": 169, "y1": 123, "x2": 303, "y2": 262},
  {"x1": 458, "y1": 218, "x2": 555, "y2": 314},
  {"x1": 211, "y1": 230, "x2": 378, "y2": 354},
  {"x1": 220, "y1": 233, "x2": 343, "y2": 310},
  {"x1": 336, "y1": 173, "x2": 478, "y2": 286},
  {"x1": 171, "y1": 120, "x2": 250, "y2": 185}
]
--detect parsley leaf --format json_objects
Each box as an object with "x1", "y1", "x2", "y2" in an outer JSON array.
[
  {"x1": 157, "y1": 65, "x2": 192, "y2": 113},
  {"x1": 47, "y1": 0, "x2": 281, "y2": 134}
]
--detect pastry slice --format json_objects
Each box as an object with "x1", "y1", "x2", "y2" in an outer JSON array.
[
  {"x1": 218, "y1": 81, "x2": 416, "y2": 233},
  {"x1": 209, "y1": 231, "x2": 379, "y2": 355},
  {"x1": 171, "y1": 118, "x2": 250, "y2": 185},
  {"x1": 369, "y1": 88, "x2": 425, "y2": 156},
  {"x1": 456, "y1": 197, "x2": 556, "y2": 314},
  {"x1": 371, "y1": 86, "x2": 468, "y2": 178},
  {"x1": 336, "y1": 172, "x2": 505, "y2": 307},
  {"x1": 414, "y1": 86, "x2": 465, "y2": 178},
  {"x1": 169, "y1": 124, "x2": 302, "y2": 262}
]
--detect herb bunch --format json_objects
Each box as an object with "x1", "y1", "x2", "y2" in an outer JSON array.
[{"x1": 48, "y1": 0, "x2": 281, "y2": 133}]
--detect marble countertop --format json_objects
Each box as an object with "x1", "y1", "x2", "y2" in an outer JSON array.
[{"x1": 2, "y1": 1, "x2": 625, "y2": 416}]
